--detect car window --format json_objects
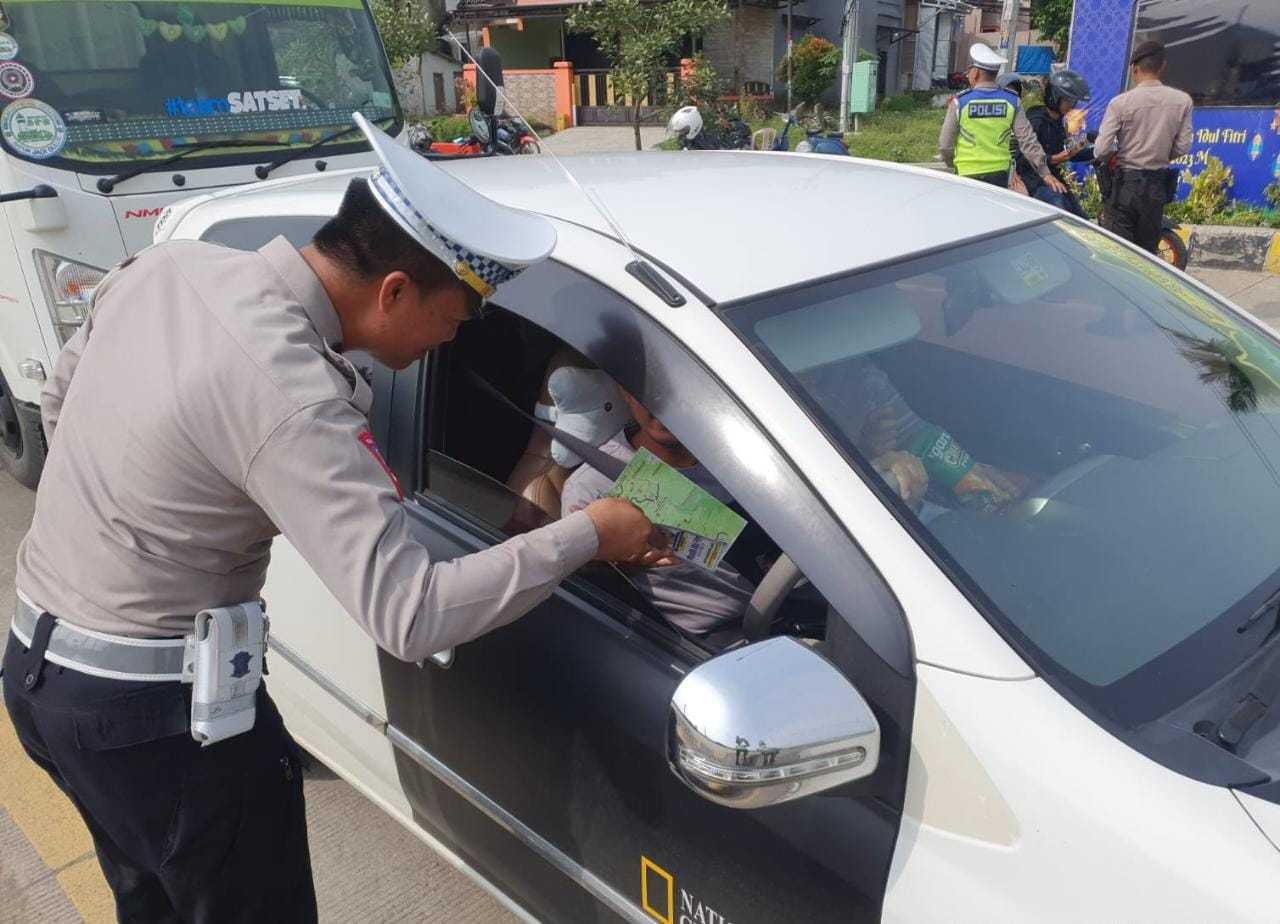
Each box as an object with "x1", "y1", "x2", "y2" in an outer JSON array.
[
  {"x1": 414, "y1": 306, "x2": 829, "y2": 653},
  {"x1": 724, "y1": 218, "x2": 1280, "y2": 725}
]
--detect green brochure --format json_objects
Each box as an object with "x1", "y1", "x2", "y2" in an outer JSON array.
[{"x1": 606, "y1": 448, "x2": 747, "y2": 571}]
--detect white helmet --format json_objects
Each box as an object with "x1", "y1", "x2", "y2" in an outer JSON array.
[{"x1": 666, "y1": 105, "x2": 704, "y2": 141}]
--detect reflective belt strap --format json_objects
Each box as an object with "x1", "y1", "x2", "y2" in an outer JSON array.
[{"x1": 12, "y1": 594, "x2": 187, "y2": 682}]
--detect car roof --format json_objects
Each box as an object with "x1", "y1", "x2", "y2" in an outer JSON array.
[
  {"x1": 439, "y1": 152, "x2": 1057, "y2": 303},
  {"x1": 177, "y1": 151, "x2": 1058, "y2": 304}
]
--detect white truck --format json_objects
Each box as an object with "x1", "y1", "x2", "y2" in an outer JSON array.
[{"x1": 0, "y1": 0, "x2": 403, "y2": 486}]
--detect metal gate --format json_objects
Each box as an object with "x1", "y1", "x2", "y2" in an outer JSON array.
[{"x1": 574, "y1": 69, "x2": 681, "y2": 125}]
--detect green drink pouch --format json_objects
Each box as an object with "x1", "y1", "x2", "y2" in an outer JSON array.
[{"x1": 906, "y1": 426, "x2": 975, "y2": 491}]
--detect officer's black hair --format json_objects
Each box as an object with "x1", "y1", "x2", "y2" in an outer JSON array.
[
  {"x1": 313, "y1": 178, "x2": 463, "y2": 296},
  {"x1": 1132, "y1": 45, "x2": 1166, "y2": 74}
]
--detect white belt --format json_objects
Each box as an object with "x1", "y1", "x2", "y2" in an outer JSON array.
[{"x1": 12, "y1": 592, "x2": 186, "y2": 682}]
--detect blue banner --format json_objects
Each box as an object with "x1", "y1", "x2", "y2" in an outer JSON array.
[
  {"x1": 1174, "y1": 108, "x2": 1280, "y2": 207},
  {"x1": 1068, "y1": 0, "x2": 1279, "y2": 206}
]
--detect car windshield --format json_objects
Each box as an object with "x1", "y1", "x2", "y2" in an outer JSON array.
[
  {"x1": 0, "y1": 0, "x2": 399, "y2": 171},
  {"x1": 723, "y1": 219, "x2": 1280, "y2": 725}
]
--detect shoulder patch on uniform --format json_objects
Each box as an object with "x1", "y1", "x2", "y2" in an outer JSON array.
[{"x1": 358, "y1": 429, "x2": 404, "y2": 501}]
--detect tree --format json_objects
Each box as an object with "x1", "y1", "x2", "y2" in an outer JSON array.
[
  {"x1": 569, "y1": 0, "x2": 729, "y2": 151},
  {"x1": 776, "y1": 35, "x2": 840, "y2": 108},
  {"x1": 372, "y1": 0, "x2": 442, "y2": 114},
  {"x1": 1030, "y1": 0, "x2": 1073, "y2": 52}
]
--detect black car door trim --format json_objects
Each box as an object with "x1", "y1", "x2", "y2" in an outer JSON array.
[{"x1": 265, "y1": 634, "x2": 656, "y2": 924}]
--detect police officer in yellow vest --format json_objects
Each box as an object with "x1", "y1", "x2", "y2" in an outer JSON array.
[{"x1": 939, "y1": 44, "x2": 1067, "y2": 194}]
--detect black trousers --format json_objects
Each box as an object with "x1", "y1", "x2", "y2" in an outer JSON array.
[
  {"x1": 1102, "y1": 170, "x2": 1167, "y2": 254},
  {"x1": 2, "y1": 628, "x2": 317, "y2": 923}
]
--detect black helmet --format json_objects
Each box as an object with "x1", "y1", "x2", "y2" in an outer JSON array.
[
  {"x1": 1046, "y1": 70, "x2": 1090, "y2": 107},
  {"x1": 996, "y1": 71, "x2": 1024, "y2": 95}
]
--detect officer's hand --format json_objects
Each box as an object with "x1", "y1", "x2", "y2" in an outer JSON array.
[
  {"x1": 1043, "y1": 174, "x2": 1068, "y2": 194},
  {"x1": 584, "y1": 498, "x2": 676, "y2": 567}
]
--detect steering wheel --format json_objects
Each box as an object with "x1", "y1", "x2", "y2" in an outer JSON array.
[
  {"x1": 742, "y1": 554, "x2": 804, "y2": 642},
  {"x1": 1010, "y1": 453, "x2": 1117, "y2": 519}
]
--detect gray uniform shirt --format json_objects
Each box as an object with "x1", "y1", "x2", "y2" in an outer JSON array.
[
  {"x1": 1093, "y1": 79, "x2": 1193, "y2": 170},
  {"x1": 560, "y1": 432, "x2": 753, "y2": 636},
  {"x1": 16, "y1": 237, "x2": 599, "y2": 661},
  {"x1": 937, "y1": 84, "x2": 1052, "y2": 177}
]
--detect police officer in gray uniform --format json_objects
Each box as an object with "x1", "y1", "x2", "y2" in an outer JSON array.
[
  {"x1": 1094, "y1": 40, "x2": 1194, "y2": 253},
  {"x1": 2, "y1": 115, "x2": 668, "y2": 922}
]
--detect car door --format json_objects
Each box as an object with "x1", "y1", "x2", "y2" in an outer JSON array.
[{"x1": 374, "y1": 259, "x2": 917, "y2": 924}]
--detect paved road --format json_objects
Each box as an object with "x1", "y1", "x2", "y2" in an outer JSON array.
[
  {"x1": 539, "y1": 125, "x2": 667, "y2": 153},
  {"x1": 0, "y1": 262, "x2": 1276, "y2": 922}
]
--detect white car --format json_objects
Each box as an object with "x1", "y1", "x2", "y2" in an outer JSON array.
[{"x1": 158, "y1": 152, "x2": 1280, "y2": 922}]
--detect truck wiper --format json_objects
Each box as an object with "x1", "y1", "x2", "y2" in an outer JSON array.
[
  {"x1": 254, "y1": 111, "x2": 388, "y2": 180},
  {"x1": 1215, "y1": 642, "x2": 1280, "y2": 750},
  {"x1": 97, "y1": 139, "x2": 284, "y2": 193}
]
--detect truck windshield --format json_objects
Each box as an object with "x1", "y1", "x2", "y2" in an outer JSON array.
[
  {"x1": 0, "y1": 0, "x2": 401, "y2": 172},
  {"x1": 723, "y1": 220, "x2": 1280, "y2": 727}
]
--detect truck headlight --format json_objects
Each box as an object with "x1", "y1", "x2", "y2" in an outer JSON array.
[{"x1": 34, "y1": 251, "x2": 106, "y2": 345}]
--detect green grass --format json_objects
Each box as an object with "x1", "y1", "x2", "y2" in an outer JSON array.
[
  {"x1": 844, "y1": 106, "x2": 945, "y2": 163},
  {"x1": 654, "y1": 95, "x2": 947, "y2": 161}
]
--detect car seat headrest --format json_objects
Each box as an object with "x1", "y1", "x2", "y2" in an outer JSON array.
[{"x1": 536, "y1": 350, "x2": 630, "y2": 469}]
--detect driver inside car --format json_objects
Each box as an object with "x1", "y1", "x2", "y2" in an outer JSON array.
[
  {"x1": 800, "y1": 356, "x2": 1029, "y2": 514},
  {"x1": 558, "y1": 391, "x2": 757, "y2": 637}
]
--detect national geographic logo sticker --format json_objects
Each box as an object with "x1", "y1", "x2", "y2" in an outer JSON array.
[{"x1": 640, "y1": 857, "x2": 736, "y2": 924}]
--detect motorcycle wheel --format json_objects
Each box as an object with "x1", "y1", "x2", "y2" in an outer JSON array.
[
  {"x1": 1157, "y1": 227, "x2": 1188, "y2": 271},
  {"x1": 518, "y1": 138, "x2": 541, "y2": 154}
]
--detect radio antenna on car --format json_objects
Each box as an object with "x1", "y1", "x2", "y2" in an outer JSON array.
[{"x1": 443, "y1": 31, "x2": 685, "y2": 307}]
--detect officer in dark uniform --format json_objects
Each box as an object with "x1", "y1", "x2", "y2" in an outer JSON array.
[{"x1": 2, "y1": 114, "x2": 669, "y2": 922}]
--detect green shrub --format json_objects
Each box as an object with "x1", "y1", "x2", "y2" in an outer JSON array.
[
  {"x1": 1166, "y1": 198, "x2": 1280, "y2": 229},
  {"x1": 1265, "y1": 180, "x2": 1280, "y2": 211},
  {"x1": 1184, "y1": 156, "x2": 1233, "y2": 224},
  {"x1": 423, "y1": 115, "x2": 469, "y2": 142},
  {"x1": 734, "y1": 94, "x2": 767, "y2": 126},
  {"x1": 676, "y1": 53, "x2": 722, "y2": 108},
  {"x1": 777, "y1": 35, "x2": 840, "y2": 108},
  {"x1": 1081, "y1": 172, "x2": 1103, "y2": 220},
  {"x1": 1061, "y1": 169, "x2": 1103, "y2": 220}
]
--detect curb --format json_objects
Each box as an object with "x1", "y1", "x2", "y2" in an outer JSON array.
[{"x1": 1182, "y1": 224, "x2": 1280, "y2": 275}]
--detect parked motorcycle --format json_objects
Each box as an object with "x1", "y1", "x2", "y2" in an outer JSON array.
[
  {"x1": 1091, "y1": 157, "x2": 1189, "y2": 271},
  {"x1": 667, "y1": 105, "x2": 752, "y2": 151},
  {"x1": 408, "y1": 49, "x2": 540, "y2": 159},
  {"x1": 772, "y1": 112, "x2": 849, "y2": 156}
]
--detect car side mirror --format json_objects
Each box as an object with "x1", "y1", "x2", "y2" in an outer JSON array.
[
  {"x1": 476, "y1": 47, "x2": 504, "y2": 117},
  {"x1": 668, "y1": 636, "x2": 879, "y2": 809}
]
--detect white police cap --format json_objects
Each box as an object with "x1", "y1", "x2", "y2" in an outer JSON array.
[
  {"x1": 353, "y1": 112, "x2": 556, "y2": 301},
  {"x1": 969, "y1": 44, "x2": 1007, "y2": 73}
]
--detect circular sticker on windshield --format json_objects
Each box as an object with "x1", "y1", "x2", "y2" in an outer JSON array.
[
  {"x1": 1, "y1": 99, "x2": 66, "y2": 159},
  {"x1": 0, "y1": 35, "x2": 19, "y2": 61},
  {"x1": 0, "y1": 61, "x2": 33, "y2": 99}
]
